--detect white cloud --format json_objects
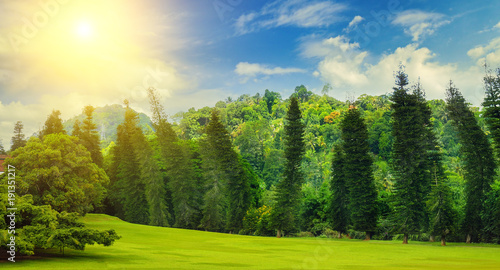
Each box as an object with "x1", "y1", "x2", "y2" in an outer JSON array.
[
  {"x1": 494, "y1": 21, "x2": 500, "y2": 29},
  {"x1": 392, "y1": 10, "x2": 450, "y2": 42},
  {"x1": 346, "y1": 15, "x2": 364, "y2": 31},
  {"x1": 234, "y1": 0, "x2": 347, "y2": 35},
  {"x1": 235, "y1": 62, "x2": 306, "y2": 77},
  {"x1": 467, "y1": 37, "x2": 500, "y2": 67},
  {"x1": 301, "y1": 35, "x2": 485, "y2": 105}
]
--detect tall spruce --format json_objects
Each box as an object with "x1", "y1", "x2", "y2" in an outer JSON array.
[
  {"x1": 40, "y1": 110, "x2": 66, "y2": 137},
  {"x1": 340, "y1": 105, "x2": 378, "y2": 240},
  {"x1": 482, "y1": 68, "x2": 500, "y2": 159},
  {"x1": 10, "y1": 121, "x2": 27, "y2": 152},
  {"x1": 445, "y1": 81, "x2": 496, "y2": 243},
  {"x1": 271, "y1": 97, "x2": 305, "y2": 237},
  {"x1": 328, "y1": 144, "x2": 349, "y2": 236},
  {"x1": 390, "y1": 68, "x2": 429, "y2": 244},
  {"x1": 109, "y1": 101, "x2": 150, "y2": 224},
  {"x1": 200, "y1": 110, "x2": 251, "y2": 232},
  {"x1": 147, "y1": 88, "x2": 201, "y2": 229},
  {"x1": 76, "y1": 106, "x2": 104, "y2": 167}
]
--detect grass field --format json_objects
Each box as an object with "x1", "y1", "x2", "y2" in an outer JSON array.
[{"x1": 5, "y1": 214, "x2": 500, "y2": 269}]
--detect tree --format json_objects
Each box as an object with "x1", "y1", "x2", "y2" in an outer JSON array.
[
  {"x1": 10, "y1": 121, "x2": 27, "y2": 152},
  {"x1": 328, "y1": 144, "x2": 349, "y2": 236},
  {"x1": 0, "y1": 140, "x2": 6, "y2": 155},
  {"x1": 390, "y1": 68, "x2": 429, "y2": 244},
  {"x1": 200, "y1": 109, "x2": 251, "y2": 232},
  {"x1": 108, "y1": 101, "x2": 151, "y2": 224},
  {"x1": 446, "y1": 81, "x2": 496, "y2": 243},
  {"x1": 482, "y1": 68, "x2": 500, "y2": 159},
  {"x1": 147, "y1": 87, "x2": 201, "y2": 228},
  {"x1": 75, "y1": 106, "x2": 104, "y2": 167},
  {"x1": 340, "y1": 105, "x2": 378, "y2": 240},
  {"x1": 271, "y1": 97, "x2": 306, "y2": 237},
  {"x1": 40, "y1": 110, "x2": 66, "y2": 137},
  {"x1": 6, "y1": 133, "x2": 108, "y2": 214},
  {"x1": 0, "y1": 193, "x2": 120, "y2": 256}
]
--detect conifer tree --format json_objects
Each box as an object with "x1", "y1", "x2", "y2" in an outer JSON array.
[
  {"x1": 0, "y1": 140, "x2": 6, "y2": 155},
  {"x1": 482, "y1": 68, "x2": 500, "y2": 159},
  {"x1": 445, "y1": 81, "x2": 496, "y2": 243},
  {"x1": 72, "y1": 119, "x2": 82, "y2": 137},
  {"x1": 390, "y1": 68, "x2": 429, "y2": 244},
  {"x1": 10, "y1": 121, "x2": 27, "y2": 152},
  {"x1": 340, "y1": 105, "x2": 378, "y2": 240},
  {"x1": 271, "y1": 97, "x2": 305, "y2": 237},
  {"x1": 41, "y1": 110, "x2": 66, "y2": 137},
  {"x1": 77, "y1": 106, "x2": 104, "y2": 167},
  {"x1": 328, "y1": 144, "x2": 349, "y2": 236}
]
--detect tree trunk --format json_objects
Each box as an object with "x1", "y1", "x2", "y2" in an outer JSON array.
[
  {"x1": 402, "y1": 233, "x2": 408, "y2": 244},
  {"x1": 441, "y1": 235, "x2": 446, "y2": 246},
  {"x1": 429, "y1": 235, "x2": 435, "y2": 242},
  {"x1": 466, "y1": 234, "x2": 471, "y2": 244},
  {"x1": 277, "y1": 229, "x2": 282, "y2": 238},
  {"x1": 364, "y1": 232, "x2": 371, "y2": 241}
]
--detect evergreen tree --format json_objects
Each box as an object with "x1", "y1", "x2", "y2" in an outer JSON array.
[
  {"x1": 328, "y1": 144, "x2": 349, "y2": 236},
  {"x1": 0, "y1": 140, "x2": 6, "y2": 155},
  {"x1": 200, "y1": 109, "x2": 251, "y2": 232},
  {"x1": 445, "y1": 81, "x2": 496, "y2": 243},
  {"x1": 41, "y1": 110, "x2": 66, "y2": 137},
  {"x1": 77, "y1": 106, "x2": 104, "y2": 167},
  {"x1": 482, "y1": 68, "x2": 500, "y2": 159},
  {"x1": 271, "y1": 97, "x2": 305, "y2": 237},
  {"x1": 147, "y1": 87, "x2": 201, "y2": 229},
  {"x1": 390, "y1": 68, "x2": 429, "y2": 244},
  {"x1": 72, "y1": 119, "x2": 82, "y2": 137},
  {"x1": 10, "y1": 121, "x2": 27, "y2": 152},
  {"x1": 108, "y1": 101, "x2": 150, "y2": 224},
  {"x1": 340, "y1": 105, "x2": 378, "y2": 240}
]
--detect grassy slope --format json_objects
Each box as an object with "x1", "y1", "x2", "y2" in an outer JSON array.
[{"x1": 7, "y1": 214, "x2": 500, "y2": 269}]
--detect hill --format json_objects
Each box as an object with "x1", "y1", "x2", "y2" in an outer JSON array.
[
  {"x1": 7, "y1": 214, "x2": 500, "y2": 269},
  {"x1": 63, "y1": 104, "x2": 153, "y2": 147}
]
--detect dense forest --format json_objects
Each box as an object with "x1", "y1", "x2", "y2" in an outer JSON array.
[{"x1": 3, "y1": 67, "x2": 500, "y2": 252}]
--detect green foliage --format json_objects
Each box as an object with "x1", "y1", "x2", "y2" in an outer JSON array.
[
  {"x1": 74, "y1": 106, "x2": 104, "y2": 167},
  {"x1": 10, "y1": 120, "x2": 27, "y2": 152},
  {"x1": 243, "y1": 205, "x2": 273, "y2": 236},
  {"x1": 446, "y1": 81, "x2": 496, "y2": 242},
  {"x1": 6, "y1": 134, "x2": 108, "y2": 214},
  {"x1": 271, "y1": 97, "x2": 306, "y2": 236},
  {"x1": 482, "y1": 69, "x2": 500, "y2": 159},
  {"x1": 328, "y1": 145, "x2": 349, "y2": 234},
  {"x1": 41, "y1": 110, "x2": 66, "y2": 138}
]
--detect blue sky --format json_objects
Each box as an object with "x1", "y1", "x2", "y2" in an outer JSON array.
[{"x1": 0, "y1": 0, "x2": 500, "y2": 145}]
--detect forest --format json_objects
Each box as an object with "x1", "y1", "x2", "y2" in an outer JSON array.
[{"x1": 2, "y1": 67, "x2": 500, "y2": 256}]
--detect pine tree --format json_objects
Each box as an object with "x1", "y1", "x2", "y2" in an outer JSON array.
[
  {"x1": 41, "y1": 110, "x2": 66, "y2": 137},
  {"x1": 147, "y1": 87, "x2": 201, "y2": 229},
  {"x1": 271, "y1": 97, "x2": 305, "y2": 237},
  {"x1": 328, "y1": 144, "x2": 349, "y2": 236},
  {"x1": 200, "y1": 109, "x2": 251, "y2": 232},
  {"x1": 77, "y1": 106, "x2": 104, "y2": 167},
  {"x1": 390, "y1": 68, "x2": 429, "y2": 244},
  {"x1": 109, "y1": 101, "x2": 150, "y2": 224},
  {"x1": 0, "y1": 140, "x2": 6, "y2": 155},
  {"x1": 10, "y1": 121, "x2": 27, "y2": 152},
  {"x1": 72, "y1": 119, "x2": 82, "y2": 137},
  {"x1": 340, "y1": 105, "x2": 378, "y2": 240},
  {"x1": 482, "y1": 68, "x2": 500, "y2": 159},
  {"x1": 445, "y1": 81, "x2": 496, "y2": 243}
]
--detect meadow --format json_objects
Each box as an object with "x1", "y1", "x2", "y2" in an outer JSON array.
[{"x1": 5, "y1": 214, "x2": 500, "y2": 269}]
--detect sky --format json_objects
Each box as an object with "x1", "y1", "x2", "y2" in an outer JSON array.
[{"x1": 1, "y1": 0, "x2": 500, "y2": 147}]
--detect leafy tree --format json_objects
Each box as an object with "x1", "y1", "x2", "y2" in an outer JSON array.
[
  {"x1": 291, "y1": 85, "x2": 313, "y2": 102},
  {"x1": 264, "y1": 89, "x2": 282, "y2": 114},
  {"x1": 41, "y1": 110, "x2": 66, "y2": 137},
  {"x1": 340, "y1": 106, "x2": 378, "y2": 239},
  {"x1": 445, "y1": 81, "x2": 496, "y2": 243},
  {"x1": 328, "y1": 144, "x2": 349, "y2": 235},
  {"x1": 390, "y1": 68, "x2": 429, "y2": 244},
  {"x1": 6, "y1": 134, "x2": 108, "y2": 214},
  {"x1": 271, "y1": 97, "x2": 306, "y2": 237},
  {"x1": 0, "y1": 192, "x2": 120, "y2": 256},
  {"x1": 482, "y1": 68, "x2": 500, "y2": 159},
  {"x1": 10, "y1": 121, "x2": 27, "y2": 152}
]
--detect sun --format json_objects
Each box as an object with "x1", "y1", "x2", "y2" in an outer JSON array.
[{"x1": 75, "y1": 21, "x2": 94, "y2": 39}]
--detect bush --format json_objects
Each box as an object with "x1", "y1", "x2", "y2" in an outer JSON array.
[
  {"x1": 296, "y1": 231, "x2": 314, "y2": 237},
  {"x1": 243, "y1": 205, "x2": 274, "y2": 236}
]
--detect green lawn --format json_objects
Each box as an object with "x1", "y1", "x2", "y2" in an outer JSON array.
[{"x1": 6, "y1": 214, "x2": 500, "y2": 269}]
